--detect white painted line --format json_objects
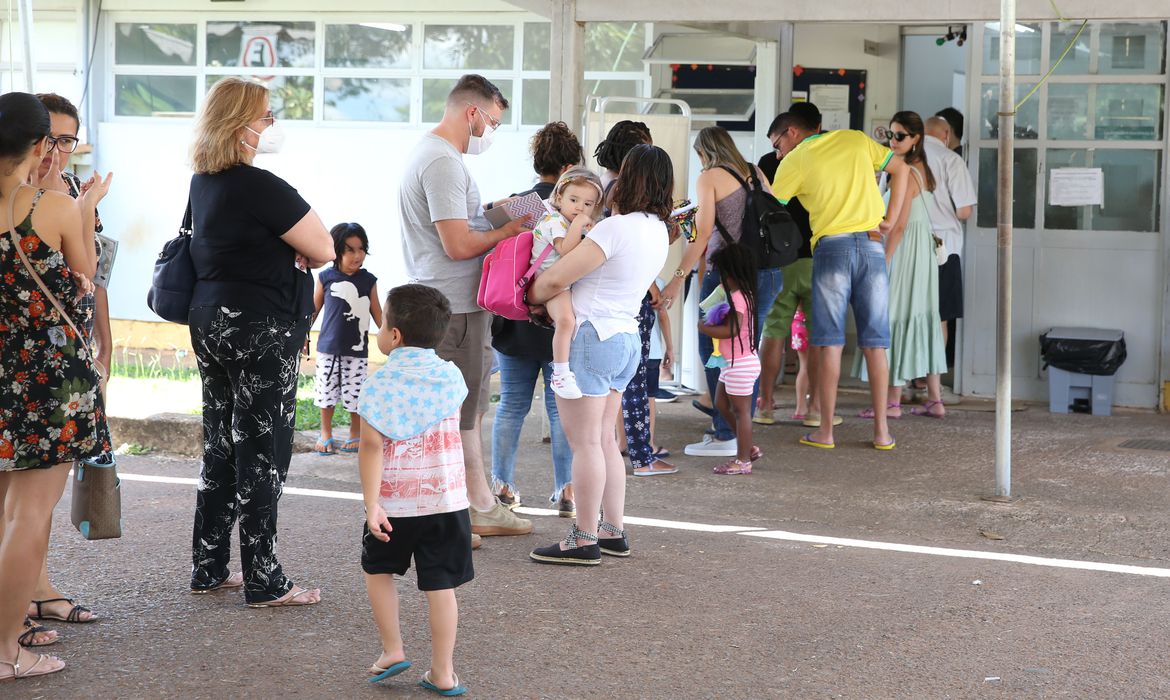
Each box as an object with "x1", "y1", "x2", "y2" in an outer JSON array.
[
  {"x1": 121, "y1": 472, "x2": 1170, "y2": 578},
  {"x1": 515, "y1": 507, "x2": 764, "y2": 534},
  {"x1": 742, "y1": 530, "x2": 1170, "y2": 578},
  {"x1": 119, "y1": 472, "x2": 362, "y2": 501}
]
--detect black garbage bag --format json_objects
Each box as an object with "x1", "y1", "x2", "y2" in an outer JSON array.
[{"x1": 1040, "y1": 329, "x2": 1127, "y2": 376}]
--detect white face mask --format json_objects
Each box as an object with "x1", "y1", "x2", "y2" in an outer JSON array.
[
  {"x1": 243, "y1": 123, "x2": 285, "y2": 155},
  {"x1": 466, "y1": 111, "x2": 496, "y2": 156}
]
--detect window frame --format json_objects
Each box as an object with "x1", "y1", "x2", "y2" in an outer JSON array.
[{"x1": 105, "y1": 11, "x2": 652, "y2": 129}]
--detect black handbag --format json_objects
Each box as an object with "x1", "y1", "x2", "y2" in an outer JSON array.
[{"x1": 146, "y1": 199, "x2": 195, "y2": 324}]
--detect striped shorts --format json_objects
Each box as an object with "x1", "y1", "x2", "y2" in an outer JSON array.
[{"x1": 719, "y1": 354, "x2": 761, "y2": 396}]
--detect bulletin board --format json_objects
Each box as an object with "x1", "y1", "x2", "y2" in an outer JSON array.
[{"x1": 792, "y1": 67, "x2": 867, "y2": 131}]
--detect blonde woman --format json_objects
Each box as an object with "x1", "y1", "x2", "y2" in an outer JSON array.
[
  {"x1": 660, "y1": 126, "x2": 784, "y2": 458},
  {"x1": 187, "y1": 77, "x2": 332, "y2": 606}
]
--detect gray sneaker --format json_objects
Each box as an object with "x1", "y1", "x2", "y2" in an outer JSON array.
[
  {"x1": 471, "y1": 502, "x2": 534, "y2": 536},
  {"x1": 683, "y1": 435, "x2": 737, "y2": 457}
]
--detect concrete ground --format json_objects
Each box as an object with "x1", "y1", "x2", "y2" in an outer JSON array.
[{"x1": 9, "y1": 389, "x2": 1170, "y2": 699}]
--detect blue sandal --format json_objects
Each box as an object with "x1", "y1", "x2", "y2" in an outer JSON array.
[
  {"x1": 315, "y1": 437, "x2": 336, "y2": 456},
  {"x1": 368, "y1": 660, "x2": 411, "y2": 683},
  {"x1": 419, "y1": 671, "x2": 467, "y2": 696},
  {"x1": 339, "y1": 438, "x2": 360, "y2": 453}
]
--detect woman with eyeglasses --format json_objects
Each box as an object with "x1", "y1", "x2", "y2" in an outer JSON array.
[
  {"x1": 186, "y1": 77, "x2": 333, "y2": 607},
  {"x1": 0, "y1": 91, "x2": 110, "y2": 681},
  {"x1": 851, "y1": 111, "x2": 947, "y2": 418},
  {"x1": 0, "y1": 93, "x2": 113, "y2": 647}
]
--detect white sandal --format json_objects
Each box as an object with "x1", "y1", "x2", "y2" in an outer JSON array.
[{"x1": 0, "y1": 648, "x2": 65, "y2": 681}]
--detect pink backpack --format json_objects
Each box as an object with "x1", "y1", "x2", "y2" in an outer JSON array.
[{"x1": 477, "y1": 231, "x2": 555, "y2": 321}]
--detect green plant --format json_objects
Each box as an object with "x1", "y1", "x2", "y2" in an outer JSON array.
[{"x1": 294, "y1": 397, "x2": 352, "y2": 432}]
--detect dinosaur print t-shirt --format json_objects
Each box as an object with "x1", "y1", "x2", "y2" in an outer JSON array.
[{"x1": 317, "y1": 268, "x2": 378, "y2": 357}]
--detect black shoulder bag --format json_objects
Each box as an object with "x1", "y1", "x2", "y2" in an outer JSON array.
[{"x1": 146, "y1": 199, "x2": 196, "y2": 324}]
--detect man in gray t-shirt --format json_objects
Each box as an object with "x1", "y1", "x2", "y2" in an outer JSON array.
[{"x1": 397, "y1": 74, "x2": 533, "y2": 537}]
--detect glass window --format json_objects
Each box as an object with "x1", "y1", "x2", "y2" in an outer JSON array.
[
  {"x1": 422, "y1": 78, "x2": 513, "y2": 122},
  {"x1": 523, "y1": 23, "x2": 551, "y2": 71},
  {"x1": 1048, "y1": 83, "x2": 1090, "y2": 139},
  {"x1": 115, "y1": 75, "x2": 197, "y2": 116},
  {"x1": 1095, "y1": 84, "x2": 1164, "y2": 140},
  {"x1": 325, "y1": 23, "x2": 412, "y2": 69},
  {"x1": 423, "y1": 25, "x2": 515, "y2": 70},
  {"x1": 324, "y1": 78, "x2": 410, "y2": 122},
  {"x1": 585, "y1": 23, "x2": 645, "y2": 72},
  {"x1": 979, "y1": 82, "x2": 1040, "y2": 139},
  {"x1": 1045, "y1": 149, "x2": 1161, "y2": 231},
  {"x1": 115, "y1": 23, "x2": 196, "y2": 66},
  {"x1": 585, "y1": 79, "x2": 642, "y2": 99},
  {"x1": 206, "y1": 21, "x2": 315, "y2": 69},
  {"x1": 521, "y1": 79, "x2": 549, "y2": 126},
  {"x1": 1099, "y1": 22, "x2": 1166, "y2": 75},
  {"x1": 982, "y1": 22, "x2": 1042, "y2": 75},
  {"x1": 1050, "y1": 22, "x2": 1090, "y2": 75},
  {"x1": 205, "y1": 75, "x2": 315, "y2": 120},
  {"x1": 977, "y1": 148, "x2": 1038, "y2": 229}
]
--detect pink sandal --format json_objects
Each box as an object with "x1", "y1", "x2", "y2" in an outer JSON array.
[
  {"x1": 713, "y1": 459, "x2": 752, "y2": 475},
  {"x1": 910, "y1": 399, "x2": 946, "y2": 419},
  {"x1": 858, "y1": 402, "x2": 902, "y2": 419}
]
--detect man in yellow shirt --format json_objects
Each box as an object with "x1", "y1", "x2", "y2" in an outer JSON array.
[{"x1": 772, "y1": 109, "x2": 908, "y2": 451}]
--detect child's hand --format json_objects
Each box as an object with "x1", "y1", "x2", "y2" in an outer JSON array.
[
  {"x1": 366, "y1": 504, "x2": 393, "y2": 542},
  {"x1": 569, "y1": 213, "x2": 593, "y2": 235}
]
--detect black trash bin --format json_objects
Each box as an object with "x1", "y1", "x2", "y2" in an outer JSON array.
[{"x1": 1040, "y1": 327, "x2": 1126, "y2": 415}]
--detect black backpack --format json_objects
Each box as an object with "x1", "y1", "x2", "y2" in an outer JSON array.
[{"x1": 714, "y1": 165, "x2": 802, "y2": 269}]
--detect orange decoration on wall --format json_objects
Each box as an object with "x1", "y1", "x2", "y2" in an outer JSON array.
[
  {"x1": 838, "y1": 68, "x2": 846, "y2": 76},
  {"x1": 794, "y1": 65, "x2": 804, "y2": 77}
]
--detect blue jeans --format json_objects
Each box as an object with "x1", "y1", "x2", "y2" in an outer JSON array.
[
  {"x1": 699, "y1": 266, "x2": 784, "y2": 441},
  {"x1": 809, "y1": 232, "x2": 890, "y2": 348},
  {"x1": 490, "y1": 352, "x2": 572, "y2": 500}
]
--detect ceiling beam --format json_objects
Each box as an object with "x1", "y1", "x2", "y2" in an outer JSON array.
[{"x1": 571, "y1": 0, "x2": 1168, "y2": 23}]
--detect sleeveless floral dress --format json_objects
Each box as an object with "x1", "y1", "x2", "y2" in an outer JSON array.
[{"x1": 0, "y1": 189, "x2": 110, "y2": 471}]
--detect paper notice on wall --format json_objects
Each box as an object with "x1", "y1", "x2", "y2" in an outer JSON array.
[
  {"x1": 822, "y1": 111, "x2": 850, "y2": 131},
  {"x1": 809, "y1": 84, "x2": 850, "y2": 112},
  {"x1": 1049, "y1": 167, "x2": 1104, "y2": 207}
]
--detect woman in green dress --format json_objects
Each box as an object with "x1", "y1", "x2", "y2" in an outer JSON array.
[{"x1": 856, "y1": 111, "x2": 948, "y2": 418}]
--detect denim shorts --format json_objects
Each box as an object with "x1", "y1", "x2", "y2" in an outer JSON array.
[
  {"x1": 569, "y1": 322, "x2": 640, "y2": 397},
  {"x1": 810, "y1": 232, "x2": 890, "y2": 348}
]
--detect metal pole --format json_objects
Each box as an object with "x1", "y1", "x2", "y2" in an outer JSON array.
[
  {"x1": 994, "y1": 0, "x2": 1016, "y2": 497},
  {"x1": 17, "y1": 0, "x2": 35, "y2": 92}
]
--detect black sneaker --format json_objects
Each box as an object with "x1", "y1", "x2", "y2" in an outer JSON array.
[
  {"x1": 653, "y1": 388, "x2": 678, "y2": 403},
  {"x1": 598, "y1": 535, "x2": 630, "y2": 557},
  {"x1": 529, "y1": 542, "x2": 600, "y2": 566}
]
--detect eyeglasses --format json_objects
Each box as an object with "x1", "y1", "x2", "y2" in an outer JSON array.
[
  {"x1": 47, "y1": 135, "x2": 80, "y2": 154},
  {"x1": 467, "y1": 103, "x2": 501, "y2": 130},
  {"x1": 888, "y1": 131, "x2": 912, "y2": 143},
  {"x1": 259, "y1": 110, "x2": 275, "y2": 124}
]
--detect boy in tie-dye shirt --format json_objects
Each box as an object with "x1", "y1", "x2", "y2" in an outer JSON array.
[{"x1": 357, "y1": 283, "x2": 473, "y2": 695}]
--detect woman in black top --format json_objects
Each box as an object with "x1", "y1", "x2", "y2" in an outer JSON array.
[
  {"x1": 489, "y1": 122, "x2": 582, "y2": 515},
  {"x1": 187, "y1": 77, "x2": 333, "y2": 607}
]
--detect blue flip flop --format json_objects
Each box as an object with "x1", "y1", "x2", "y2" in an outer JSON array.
[
  {"x1": 368, "y1": 660, "x2": 411, "y2": 683},
  {"x1": 419, "y1": 671, "x2": 467, "y2": 696}
]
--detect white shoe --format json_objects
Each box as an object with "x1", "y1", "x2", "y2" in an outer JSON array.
[
  {"x1": 550, "y1": 371, "x2": 583, "y2": 399},
  {"x1": 940, "y1": 387, "x2": 962, "y2": 405},
  {"x1": 683, "y1": 435, "x2": 737, "y2": 457}
]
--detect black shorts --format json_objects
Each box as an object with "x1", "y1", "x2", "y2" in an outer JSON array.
[
  {"x1": 938, "y1": 254, "x2": 964, "y2": 321},
  {"x1": 361, "y1": 510, "x2": 474, "y2": 591}
]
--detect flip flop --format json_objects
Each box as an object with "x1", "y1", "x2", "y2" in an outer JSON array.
[
  {"x1": 910, "y1": 399, "x2": 946, "y2": 419},
  {"x1": 338, "y1": 438, "x2": 360, "y2": 453},
  {"x1": 246, "y1": 587, "x2": 321, "y2": 608},
  {"x1": 368, "y1": 660, "x2": 411, "y2": 683},
  {"x1": 315, "y1": 437, "x2": 336, "y2": 456},
  {"x1": 28, "y1": 597, "x2": 96, "y2": 623},
  {"x1": 633, "y1": 462, "x2": 678, "y2": 476},
  {"x1": 858, "y1": 402, "x2": 902, "y2": 419},
  {"x1": 651, "y1": 446, "x2": 671, "y2": 459},
  {"x1": 191, "y1": 571, "x2": 243, "y2": 594},
  {"x1": 873, "y1": 439, "x2": 897, "y2": 451},
  {"x1": 799, "y1": 433, "x2": 835, "y2": 449},
  {"x1": 419, "y1": 671, "x2": 467, "y2": 696},
  {"x1": 802, "y1": 415, "x2": 844, "y2": 428}
]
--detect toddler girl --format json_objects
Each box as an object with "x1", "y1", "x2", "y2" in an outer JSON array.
[
  {"x1": 530, "y1": 166, "x2": 604, "y2": 399},
  {"x1": 313, "y1": 223, "x2": 381, "y2": 454},
  {"x1": 698, "y1": 245, "x2": 761, "y2": 475}
]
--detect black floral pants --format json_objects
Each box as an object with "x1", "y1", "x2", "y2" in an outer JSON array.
[
  {"x1": 189, "y1": 306, "x2": 309, "y2": 603},
  {"x1": 621, "y1": 294, "x2": 655, "y2": 469}
]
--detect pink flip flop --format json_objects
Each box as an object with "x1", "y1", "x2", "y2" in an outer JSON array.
[
  {"x1": 910, "y1": 399, "x2": 946, "y2": 419},
  {"x1": 858, "y1": 402, "x2": 902, "y2": 419}
]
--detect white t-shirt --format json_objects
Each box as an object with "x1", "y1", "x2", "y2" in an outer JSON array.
[
  {"x1": 923, "y1": 135, "x2": 978, "y2": 259},
  {"x1": 571, "y1": 212, "x2": 669, "y2": 341}
]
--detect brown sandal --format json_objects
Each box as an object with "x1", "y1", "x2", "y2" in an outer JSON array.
[{"x1": 0, "y1": 648, "x2": 65, "y2": 681}]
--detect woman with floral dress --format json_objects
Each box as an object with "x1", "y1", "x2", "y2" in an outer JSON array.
[{"x1": 0, "y1": 91, "x2": 109, "y2": 681}]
